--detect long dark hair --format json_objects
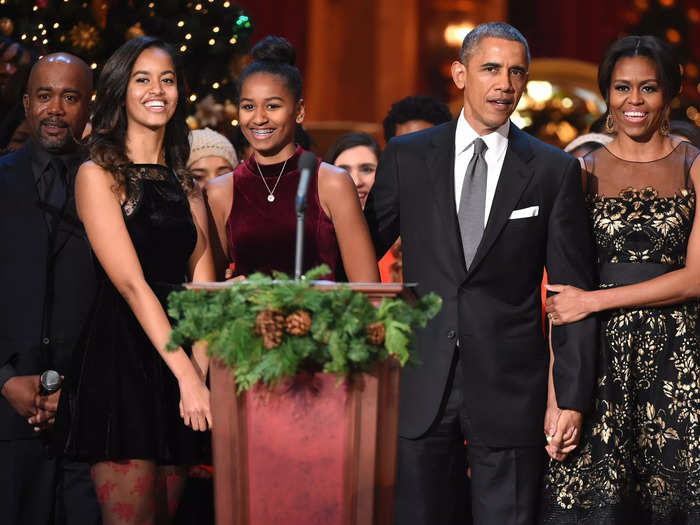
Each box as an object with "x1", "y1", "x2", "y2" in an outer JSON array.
[{"x1": 89, "y1": 36, "x2": 193, "y2": 195}]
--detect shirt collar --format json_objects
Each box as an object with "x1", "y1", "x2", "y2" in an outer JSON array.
[
  {"x1": 29, "y1": 139, "x2": 85, "y2": 184},
  {"x1": 455, "y1": 108, "x2": 510, "y2": 157}
]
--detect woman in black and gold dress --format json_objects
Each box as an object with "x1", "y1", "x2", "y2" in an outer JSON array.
[{"x1": 541, "y1": 36, "x2": 700, "y2": 524}]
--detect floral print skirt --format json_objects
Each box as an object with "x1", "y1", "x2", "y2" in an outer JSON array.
[{"x1": 540, "y1": 303, "x2": 700, "y2": 524}]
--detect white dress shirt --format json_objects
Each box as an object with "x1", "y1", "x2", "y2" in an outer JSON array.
[{"x1": 454, "y1": 109, "x2": 510, "y2": 226}]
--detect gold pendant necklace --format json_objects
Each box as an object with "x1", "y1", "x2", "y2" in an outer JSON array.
[{"x1": 256, "y1": 157, "x2": 288, "y2": 203}]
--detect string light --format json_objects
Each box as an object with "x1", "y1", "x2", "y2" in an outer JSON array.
[
  {"x1": 208, "y1": 38, "x2": 215, "y2": 45},
  {"x1": 229, "y1": 37, "x2": 237, "y2": 44},
  {"x1": 33, "y1": 5, "x2": 38, "y2": 11},
  {"x1": 180, "y1": 45, "x2": 187, "y2": 52},
  {"x1": 38, "y1": 24, "x2": 44, "y2": 29},
  {"x1": 53, "y1": 22, "x2": 60, "y2": 29},
  {"x1": 42, "y1": 39, "x2": 48, "y2": 45},
  {"x1": 223, "y1": 1, "x2": 231, "y2": 7},
  {"x1": 177, "y1": 21, "x2": 185, "y2": 27},
  {"x1": 231, "y1": 119, "x2": 238, "y2": 126},
  {"x1": 195, "y1": 3, "x2": 202, "y2": 10},
  {"x1": 185, "y1": 33, "x2": 192, "y2": 40},
  {"x1": 213, "y1": 26, "x2": 220, "y2": 33},
  {"x1": 189, "y1": 94, "x2": 197, "y2": 102},
  {"x1": 90, "y1": 63, "x2": 97, "y2": 69},
  {"x1": 212, "y1": 82, "x2": 220, "y2": 89}
]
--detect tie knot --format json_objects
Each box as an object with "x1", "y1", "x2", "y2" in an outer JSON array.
[{"x1": 472, "y1": 138, "x2": 487, "y2": 156}]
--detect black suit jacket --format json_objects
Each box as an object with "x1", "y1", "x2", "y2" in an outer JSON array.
[
  {"x1": 365, "y1": 120, "x2": 598, "y2": 447},
  {"x1": 0, "y1": 141, "x2": 96, "y2": 440}
]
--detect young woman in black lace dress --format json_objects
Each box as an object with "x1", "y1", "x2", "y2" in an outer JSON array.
[
  {"x1": 55, "y1": 37, "x2": 215, "y2": 524},
  {"x1": 541, "y1": 36, "x2": 700, "y2": 524}
]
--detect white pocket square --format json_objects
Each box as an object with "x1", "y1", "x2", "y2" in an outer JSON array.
[{"x1": 509, "y1": 206, "x2": 539, "y2": 219}]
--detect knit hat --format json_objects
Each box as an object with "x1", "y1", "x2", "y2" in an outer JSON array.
[{"x1": 187, "y1": 127, "x2": 238, "y2": 168}]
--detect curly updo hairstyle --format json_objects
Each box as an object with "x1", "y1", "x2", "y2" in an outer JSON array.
[
  {"x1": 236, "y1": 35, "x2": 302, "y2": 103},
  {"x1": 89, "y1": 36, "x2": 194, "y2": 196},
  {"x1": 598, "y1": 35, "x2": 682, "y2": 107}
]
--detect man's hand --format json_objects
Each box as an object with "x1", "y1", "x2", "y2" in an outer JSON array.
[
  {"x1": 28, "y1": 389, "x2": 61, "y2": 431},
  {"x1": 1, "y1": 375, "x2": 40, "y2": 419},
  {"x1": 546, "y1": 409, "x2": 582, "y2": 462}
]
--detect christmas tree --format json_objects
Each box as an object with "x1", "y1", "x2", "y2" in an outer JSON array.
[{"x1": 0, "y1": 0, "x2": 254, "y2": 128}]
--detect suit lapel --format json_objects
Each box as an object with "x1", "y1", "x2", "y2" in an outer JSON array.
[
  {"x1": 52, "y1": 164, "x2": 83, "y2": 256},
  {"x1": 466, "y1": 125, "x2": 535, "y2": 278},
  {"x1": 426, "y1": 119, "x2": 468, "y2": 282},
  {"x1": 10, "y1": 142, "x2": 51, "y2": 242}
]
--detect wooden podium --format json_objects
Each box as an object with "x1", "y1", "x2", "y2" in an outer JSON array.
[{"x1": 203, "y1": 283, "x2": 412, "y2": 525}]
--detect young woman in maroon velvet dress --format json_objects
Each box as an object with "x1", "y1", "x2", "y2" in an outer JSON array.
[{"x1": 206, "y1": 36, "x2": 379, "y2": 282}]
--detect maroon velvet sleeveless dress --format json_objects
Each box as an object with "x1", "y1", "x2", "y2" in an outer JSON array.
[{"x1": 225, "y1": 146, "x2": 338, "y2": 279}]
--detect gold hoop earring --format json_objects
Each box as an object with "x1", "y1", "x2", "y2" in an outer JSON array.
[
  {"x1": 660, "y1": 118, "x2": 670, "y2": 136},
  {"x1": 605, "y1": 113, "x2": 615, "y2": 133}
]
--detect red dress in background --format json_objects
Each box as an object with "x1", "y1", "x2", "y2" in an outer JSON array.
[{"x1": 226, "y1": 146, "x2": 339, "y2": 280}]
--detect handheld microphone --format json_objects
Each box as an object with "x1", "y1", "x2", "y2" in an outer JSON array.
[
  {"x1": 294, "y1": 152, "x2": 318, "y2": 280},
  {"x1": 39, "y1": 370, "x2": 62, "y2": 396}
]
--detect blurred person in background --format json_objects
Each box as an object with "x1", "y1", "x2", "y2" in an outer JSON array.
[
  {"x1": 324, "y1": 132, "x2": 380, "y2": 209},
  {"x1": 0, "y1": 37, "x2": 35, "y2": 151},
  {"x1": 325, "y1": 132, "x2": 399, "y2": 283},
  {"x1": 187, "y1": 127, "x2": 238, "y2": 184},
  {"x1": 670, "y1": 119, "x2": 700, "y2": 148},
  {"x1": 383, "y1": 94, "x2": 453, "y2": 142},
  {"x1": 563, "y1": 132, "x2": 613, "y2": 158},
  {"x1": 373, "y1": 95, "x2": 453, "y2": 282}
]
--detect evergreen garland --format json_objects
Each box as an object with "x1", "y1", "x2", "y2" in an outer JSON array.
[{"x1": 167, "y1": 265, "x2": 442, "y2": 392}]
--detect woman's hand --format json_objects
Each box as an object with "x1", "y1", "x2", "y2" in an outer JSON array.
[
  {"x1": 545, "y1": 284, "x2": 597, "y2": 325},
  {"x1": 178, "y1": 371, "x2": 212, "y2": 432}
]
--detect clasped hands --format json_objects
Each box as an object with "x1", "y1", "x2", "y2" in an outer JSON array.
[
  {"x1": 544, "y1": 404, "x2": 582, "y2": 461},
  {"x1": 1, "y1": 374, "x2": 61, "y2": 431}
]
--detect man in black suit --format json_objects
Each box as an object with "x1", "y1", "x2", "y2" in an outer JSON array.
[
  {"x1": 0, "y1": 53, "x2": 101, "y2": 524},
  {"x1": 365, "y1": 23, "x2": 598, "y2": 525}
]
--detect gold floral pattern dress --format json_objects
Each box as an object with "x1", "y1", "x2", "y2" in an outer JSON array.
[{"x1": 541, "y1": 142, "x2": 700, "y2": 524}]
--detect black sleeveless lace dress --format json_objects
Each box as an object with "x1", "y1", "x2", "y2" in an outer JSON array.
[
  {"x1": 541, "y1": 142, "x2": 700, "y2": 524},
  {"x1": 56, "y1": 164, "x2": 206, "y2": 465}
]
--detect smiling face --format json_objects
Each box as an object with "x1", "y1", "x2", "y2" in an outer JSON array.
[
  {"x1": 608, "y1": 55, "x2": 665, "y2": 141},
  {"x1": 23, "y1": 55, "x2": 91, "y2": 153},
  {"x1": 451, "y1": 37, "x2": 528, "y2": 135},
  {"x1": 238, "y1": 72, "x2": 304, "y2": 161},
  {"x1": 125, "y1": 47, "x2": 178, "y2": 132},
  {"x1": 334, "y1": 145, "x2": 378, "y2": 209}
]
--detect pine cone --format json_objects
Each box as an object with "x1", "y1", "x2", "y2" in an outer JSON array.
[
  {"x1": 285, "y1": 310, "x2": 312, "y2": 336},
  {"x1": 256, "y1": 309, "x2": 285, "y2": 349},
  {"x1": 367, "y1": 322, "x2": 386, "y2": 345}
]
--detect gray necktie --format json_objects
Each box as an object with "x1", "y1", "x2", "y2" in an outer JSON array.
[{"x1": 458, "y1": 138, "x2": 488, "y2": 269}]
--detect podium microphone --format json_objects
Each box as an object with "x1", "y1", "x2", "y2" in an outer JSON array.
[
  {"x1": 39, "y1": 370, "x2": 62, "y2": 396},
  {"x1": 294, "y1": 152, "x2": 317, "y2": 281}
]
